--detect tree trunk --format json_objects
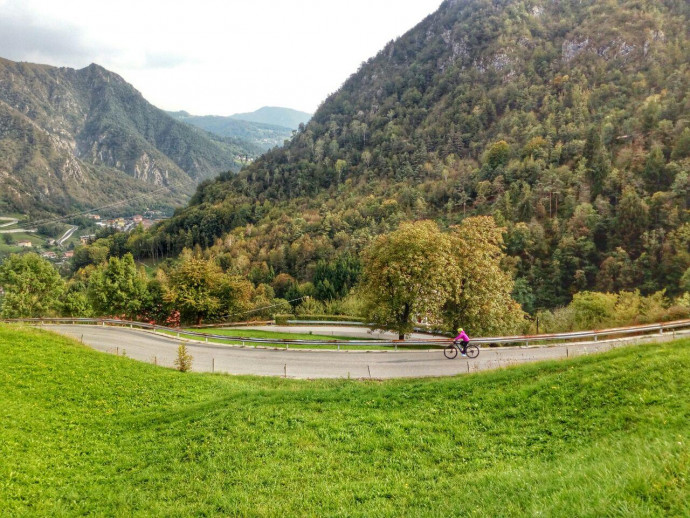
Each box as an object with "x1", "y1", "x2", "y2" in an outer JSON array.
[{"x1": 398, "y1": 302, "x2": 410, "y2": 341}]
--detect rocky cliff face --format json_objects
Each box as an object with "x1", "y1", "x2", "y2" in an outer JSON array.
[{"x1": 0, "y1": 58, "x2": 252, "y2": 215}]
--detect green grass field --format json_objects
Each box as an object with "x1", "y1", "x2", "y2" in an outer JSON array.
[
  {"x1": 160, "y1": 328, "x2": 397, "y2": 350},
  {"x1": 1, "y1": 325, "x2": 688, "y2": 516},
  {"x1": 188, "y1": 327, "x2": 374, "y2": 341}
]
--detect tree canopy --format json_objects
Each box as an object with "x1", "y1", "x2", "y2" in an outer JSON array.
[
  {"x1": 0, "y1": 253, "x2": 64, "y2": 318},
  {"x1": 360, "y1": 220, "x2": 459, "y2": 339}
]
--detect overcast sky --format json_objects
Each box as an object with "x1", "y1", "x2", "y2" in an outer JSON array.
[{"x1": 0, "y1": 0, "x2": 442, "y2": 115}]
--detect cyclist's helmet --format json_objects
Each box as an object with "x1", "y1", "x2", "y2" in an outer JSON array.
[{"x1": 457, "y1": 327, "x2": 464, "y2": 333}]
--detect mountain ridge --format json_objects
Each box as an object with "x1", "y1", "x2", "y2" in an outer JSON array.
[
  {"x1": 229, "y1": 106, "x2": 311, "y2": 129},
  {"x1": 167, "y1": 110, "x2": 294, "y2": 151},
  {"x1": 0, "y1": 57, "x2": 254, "y2": 215}
]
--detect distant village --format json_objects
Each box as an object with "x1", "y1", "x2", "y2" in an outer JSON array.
[
  {"x1": 80, "y1": 212, "x2": 160, "y2": 240},
  {"x1": 12, "y1": 211, "x2": 164, "y2": 266}
]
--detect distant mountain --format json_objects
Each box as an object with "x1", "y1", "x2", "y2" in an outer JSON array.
[
  {"x1": 229, "y1": 106, "x2": 311, "y2": 129},
  {"x1": 167, "y1": 111, "x2": 293, "y2": 151},
  {"x1": 0, "y1": 58, "x2": 253, "y2": 216}
]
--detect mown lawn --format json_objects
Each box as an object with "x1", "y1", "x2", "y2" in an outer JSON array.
[
  {"x1": 0, "y1": 325, "x2": 688, "y2": 516},
  {"x1": 160, "y1": 327, "x2": 400, "y2": 350},
  {"x1": 185, "y1": 327, "x2": 374, "y2": 341}
]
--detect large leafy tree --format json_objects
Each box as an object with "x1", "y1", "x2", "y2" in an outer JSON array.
[
  {"x1": 443, "y1": 217, "x2": 526, "y2": 336},
  {"x1": 87, "y1": 253, "x2": 149, "y2": 319},
  {"x1": 164, "y1": 250, "x2": 253, "y2": 324},
  {"x1": 0, "y1": 253, "x2": 65, "y2": 318},
  {"x1": 360, "y1": 220, "x2": 460, "y2": 339}
]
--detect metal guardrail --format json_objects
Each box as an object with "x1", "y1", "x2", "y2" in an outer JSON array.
[{"x1": 2, "y1": 317, "x2": 690, "y2": 348}]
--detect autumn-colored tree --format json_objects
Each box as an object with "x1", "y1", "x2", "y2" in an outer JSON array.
[
  {"x1": 443, "y1": 217, "x2": 526, "y2": 336},
  {"x1": 165, "y1": 249, "x2": 252, "y2": 324},
  {"x1": 360, "y1": 220, "x2": 460, "y2": 339},
  {"x1": 485, "y1": 141, "x2": 511, "y2": 170}
]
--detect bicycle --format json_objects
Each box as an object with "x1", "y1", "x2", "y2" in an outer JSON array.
[{"x1": 444, "y1": 341, "x2": 480, "y2": 359}]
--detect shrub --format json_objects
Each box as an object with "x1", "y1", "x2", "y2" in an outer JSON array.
[
  {"x1": 295, "y1": 298, "x2": 325, "y2": 316},
  {"x1": 323, "y1": 294, "x2": 365, "y2": 317},
  {"x1": 663, "y1": 305, "x2": 690, "y2": 321},
  {"x1": 274, "y1": 314, "x2": 293, "y2": 325},
  {"x1": 571, "y1": 292, "x2": 617, "y2": 329},
  {"x1": 174, "y1": 344, "x2": 193, "y2": 372},
  {"x1": 533, "y1": 306, "x2": 576, "y2": 334},
  {"x1": 676, "y1": 293, "x2": 690, "y2": 309}
]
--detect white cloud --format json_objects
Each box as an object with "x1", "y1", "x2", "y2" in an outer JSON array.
[{"x1": 0, "y1": 0, "x2": 442, "y2": 114}]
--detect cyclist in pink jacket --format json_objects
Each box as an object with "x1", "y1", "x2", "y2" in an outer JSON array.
[{"x1": 454, "y1": 327, "x2": 470, "y2": 356}]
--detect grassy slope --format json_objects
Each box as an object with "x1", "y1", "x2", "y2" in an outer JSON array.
[
  {"x1": 185, "y1": 328, "x2": 373, "y2": 341},
  {"x1": 0, "y1": 325, "x2": 688, "y2": 516},
  {"x1": 158, "y1": 328, "x2": 387, "y2": 350}
]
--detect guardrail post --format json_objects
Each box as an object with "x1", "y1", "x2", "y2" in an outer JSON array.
[{"x1": 594, "y1": 335, "x2": 598, "y2": 342}]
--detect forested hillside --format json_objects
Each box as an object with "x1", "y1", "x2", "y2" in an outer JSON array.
[
  {"x1": 0, "y1": 58, "x2": 257, "y2": 215},
  {"x1": 142, "y1": 0, "x2": 689, "y2": 311}
]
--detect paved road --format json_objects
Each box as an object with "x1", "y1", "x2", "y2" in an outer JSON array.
[
  {"x1": 0, "y1": 217, "x2": 37, "y2": 234},
  {"x1": 43, "y1": 325, "x2": 686, "y2": 379},
  {"x1": 0, "y1": 217, "x2": 18, "y2": 228},
  {"x1": 57, "y1": 225, "x2": 78, "y2": 246}
]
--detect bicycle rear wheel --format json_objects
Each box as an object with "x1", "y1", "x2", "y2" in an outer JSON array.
[
  {"x1": 466, "y1": 344, "x2": 480, "y2": 359},
  {"x1": 444, "y1": 344, "x2": 458, "y2": 359}
]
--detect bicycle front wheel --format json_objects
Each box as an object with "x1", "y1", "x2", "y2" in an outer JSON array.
[
  {"x1": 466, "y1": 344, "x2": 480, "y2": 359},
  {"x1": 444, "y1": 344, "x2": 458, "y2": 359}
]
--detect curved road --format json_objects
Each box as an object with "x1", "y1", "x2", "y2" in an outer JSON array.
[
  {"x1": 0, "y1": 216, "x2": 37, "y2": 234},
  {"x1": 0, "y1": 217, "x2": 18, "y2": 228},
  {"x1": 43, "y1": 325, "x2": 685, "y2": 379},
  {"x1": 57, "y1": 225, "x2": 78, "y2": 246}
]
